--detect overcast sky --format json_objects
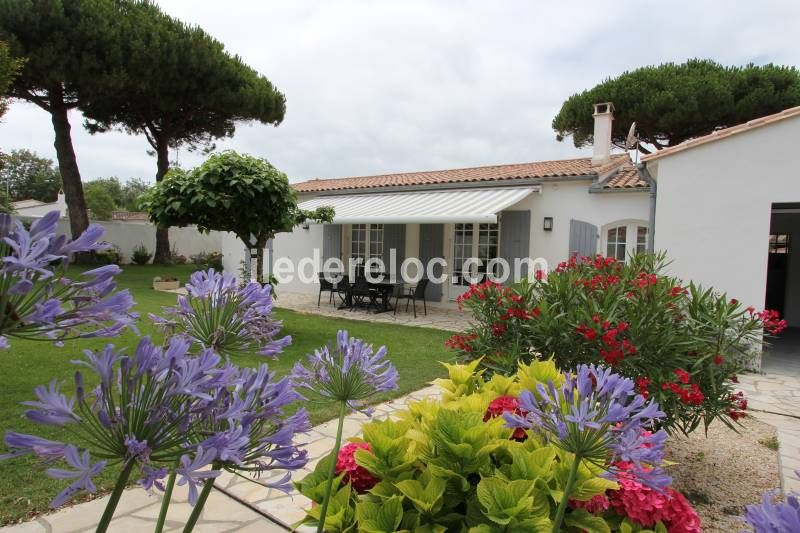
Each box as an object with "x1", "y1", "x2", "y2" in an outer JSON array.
[{"x1": 1, "y1": 0, "x2": 799, "y2": 184}]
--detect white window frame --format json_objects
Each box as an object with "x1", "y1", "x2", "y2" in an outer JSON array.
[
  {"x1": 449, "y1": 222, "x2": 501, "y2": 292},
  {"x1": 601, "y1": 220, "x2": 649, "y2": 262},
  {"x1": 349, "y1": 223, "x2": 383, "y2": 275}
]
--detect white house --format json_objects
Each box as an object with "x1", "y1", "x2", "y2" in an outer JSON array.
[
  {"x1": 644, "y1": 106, "x2": 800, "y2": 327},
  {"x1": 223, "y1": 103, "x2": 800, "y2": 322},
  {"x1": 11, "y1": 191, "x2": 68, "y2": 217}
]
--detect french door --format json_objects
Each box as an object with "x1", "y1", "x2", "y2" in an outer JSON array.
[{"x1": 449, "y1": 222, "x2": 499, "y2": 300}]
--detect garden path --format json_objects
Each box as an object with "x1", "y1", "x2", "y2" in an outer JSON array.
[
  {"x1": 736, "y1": 330, "x2": 800, "y2": 494},
  {"x1": 0, "y1": 385, "x2": 440, "y2": 533}
]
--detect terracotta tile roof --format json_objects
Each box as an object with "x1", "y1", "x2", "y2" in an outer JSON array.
[
  {"x1": 641, "y1": 105, "x2": 800, "y2": 162},
  {"x1": 602, "y1": 161, "x2": 648, "y2": 189},
  {"x1": 294, "y1": 154, "x2": 632, "y2": 193},
  {"x1": 111, "y1": 211, "x2": 149, "y2": 222}
]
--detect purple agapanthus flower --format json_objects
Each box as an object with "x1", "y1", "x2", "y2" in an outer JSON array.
[
  {"x1": 46, "y1": 445, "x2": 107, "y2": 507},
  {"x1": 149, "y1": 268, "x2": 291, "y2": 358},
  {"x1": 504, "y1": 363, "x2": 670, "y2": 490},
  {"x1": 0, "y1": 431, "x2": 68, "y2": 460},
  {"x1": 290, "y1": 330, "x2": 398, "y2": 410},
  {"x1": 22, "y1": 379, "x2": 77, "y2": 427},
  {"x1": 742, "y1": 489, "x2": 800, "y2": 532},
  {"x1": 0, "y1": 211, "x2": 137, "y2": 347},
  {"x1": 176, "y1": 446, "x2": 221, "y2": 505}
]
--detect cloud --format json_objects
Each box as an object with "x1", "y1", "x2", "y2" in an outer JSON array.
[{"x1": 1, "y1": 0, "x2": 798, "y2": 184}]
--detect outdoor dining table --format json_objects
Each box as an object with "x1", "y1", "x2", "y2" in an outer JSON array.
[{"x1": 335, "y1": 275, "x2": 401, "y2": 313}]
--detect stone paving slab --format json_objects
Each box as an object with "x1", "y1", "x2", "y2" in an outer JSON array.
[
  {"x1": 737, "y1": 371, "x2": 800, "y2": 494},
  {"x1": 216, "y1": 384, "x2": 442, "y2": 531},
  {"x1": 0, "y1": 477, "x2": 285, "y2": 533},
  {"x1": 275, "y1": 291, "x2": 469, "y2": 332}
]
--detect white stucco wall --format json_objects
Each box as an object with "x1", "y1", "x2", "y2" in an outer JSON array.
[
  {"x1": 506, "y1": 181, "x2": 650, "y2": 270},
  {"x1": 17, "y1": 216, "x2": 222, "y2": 264},
  {"x1": 651, "y1": 115, "x2": 800, "y2": 314}
]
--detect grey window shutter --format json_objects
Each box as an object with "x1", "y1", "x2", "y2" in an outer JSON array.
[
  {"x1": 382, "y1": 224, "x2": 405, "y2": 275},
  {"x1": 499, "y1": 210, "x2": 531, "y2": 283},
  {"x1": 568, "y1": 219, "x2": 598, "y2": 258},
  {"x1": 419, "y1": 223, "x2": 444, "y2": 302},
  {"x1": 322, "y1": 224, "x2": 342, "y2": 263}
]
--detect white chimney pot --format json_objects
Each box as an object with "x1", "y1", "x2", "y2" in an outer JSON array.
[{"x1": 591, "y1": 102, "x2": 614, "y2": 166}]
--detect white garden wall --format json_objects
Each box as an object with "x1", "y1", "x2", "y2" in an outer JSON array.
[
  {"x1": 650, "y1": 114, "x2": 800, "y2": 318},
  {"x1": 16, "y1": 216, "x2": 223, "y2": 264}
]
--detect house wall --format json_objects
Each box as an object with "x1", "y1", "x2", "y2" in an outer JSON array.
[
  {"x1": 17, "y1": 215, "x2": 222, "y2": 264},
  {"x1": 651, "y1": 115, "x2": 800, "y2": 319},
  {"x1": 505, "y1": 181, "x2": 650, "y2": 269}
]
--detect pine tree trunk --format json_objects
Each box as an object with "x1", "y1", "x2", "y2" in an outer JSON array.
[
  {"x1": 49, "y1": 86, "x2": 89, "y2": 240},
  {"x1": 153, "y1": 138, "x2": 171, "y2": 264}
]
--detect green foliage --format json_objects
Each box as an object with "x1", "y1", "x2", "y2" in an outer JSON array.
[
  {"x1": 0, "y1": 189, "x2": 13, "y2": 213},
  {"x1": 552, "y1": 59, "x2": 800, "y2": 152},
  {"x1": 448, "y1": 253, "x2": 770, "y2": 435},
  {"x1": 130, "y1": 242, "x2": 152, "y2": 265},
  {"x1": 296, "y1": 360, "x2": 675, "y2": 532},
  {"x1": 0, "y1": 39, "x2": 23, "y2": 118},
  {"x1": 83, "y1": 180, "x2": 115, "y2": 220},
  {"x1": 189, "y1": 251, "x2": 223, "y2": 271},
  {"x1": 83, "y1": 177, "x2": 150, "y2": 211},
  {"x1": 0, "y1": 149, "x2": 61, "y2": 202},
  {"x1": 80, "y1": 0, "x2": 287, "y2": 167},
  {"x1": 140, "y1": 151, "x2": 333, "y2": 281}
]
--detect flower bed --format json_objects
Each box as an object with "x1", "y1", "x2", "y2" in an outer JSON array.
[
  {"x1": 296, "y1": 359, "x2": 702, "y2": 532},
  {"x1": 446, "y1": 253, "x2": 785, "y2": 435}
]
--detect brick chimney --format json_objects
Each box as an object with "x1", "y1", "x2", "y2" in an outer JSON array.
[{"x1": 591, "y1": 102, "x2": 614, "y2": 166}]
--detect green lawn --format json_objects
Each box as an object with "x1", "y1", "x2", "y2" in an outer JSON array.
[{"x1": 0, "y1": 265, "x2": 452, "y2": 525}]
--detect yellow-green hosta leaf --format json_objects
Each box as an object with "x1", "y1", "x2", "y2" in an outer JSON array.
[
  {"x1": 476, "y1": 478, "x2": 535, "y2": 525},
  {"x1": 396, "y1": 476, "x2": 446, "y2": 514},
  {"x1": 563, "y1": 508, "x2": 611, "y2": 533},
  {"x1": 354, "y1": 495, "x2": 404, "y2": 533},
  {"x1": 484, "y1": 373, "x2": 518, "y2": 396},
  {"x1": 517, "y1": 358, "x2": 564, "y2": 394},
  {"x1": 306, "y1": 484, "x2": 355, "y2": 533},
  {"x1": 368, "y1": 480, "x2": 402, "y2": 499},
  {"x1": 501, "y1": 445, "x2": 556, "y2": 481},
  {"x1": 570, "y1": 476, "x2": 619, "y2": 500}
]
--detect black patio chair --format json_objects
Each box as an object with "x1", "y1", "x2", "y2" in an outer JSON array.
[
  {"x1": 394, "y1": 278, "x2": 430, "y2": 318},
  {"x1": 350, "y1": 275, "x2": 377, "y2": 311},
  {"x1": 317, "y1": 273, "x2": 338, "y2": 306}
]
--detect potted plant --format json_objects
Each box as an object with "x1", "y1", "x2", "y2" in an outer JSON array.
[{"x1": 152, "y1": 275, "x2": 180, "y2": 291}]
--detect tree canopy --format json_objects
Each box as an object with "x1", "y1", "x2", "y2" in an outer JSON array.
[
  {"x1": 83, "y1": 180, "x2": 115, "y2": 220},
  {"x1": 552, "y1": 60, "x2": 800, "y2": 152},
  {"x1": 81, "y1": 0, "x2": 287, "y2": 263},
  {"x1": 140, "y1": 151, "x2": 334, "y2": 283},
  {"x1": 0, "y1": 0, "x2": 123, "y2": 239},
  {"x1": 0, "y1": 149, "x2": 61, "y2": 202},
  {"x1": 83, "y1": 176, "x2": 150, "y2": 211},
  {"x1": 0, "y1": 39, "x2": 23, "y2": 119}
]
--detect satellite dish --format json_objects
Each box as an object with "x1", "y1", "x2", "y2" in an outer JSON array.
[{"x1": 625, "y1": 121, "x2": 638, "y2": 149}]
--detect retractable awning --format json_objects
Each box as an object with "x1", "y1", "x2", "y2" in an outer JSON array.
[{"x1": 298, "y1": 187, "x2": 538, "y2": 224}]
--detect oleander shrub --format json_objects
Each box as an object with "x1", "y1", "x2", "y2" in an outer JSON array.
[
  {"x1": 296, "y1": 360, "x2": 700, "y2": 532},
  {"x1": 131, "y1": 242, "x2": 152, "y2": 265},
  {"x1": 446, "y1": 253, "x2": 786, "y2": 435}
]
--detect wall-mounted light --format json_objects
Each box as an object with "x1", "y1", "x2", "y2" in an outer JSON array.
[
  {"x1": 543, "y1": 217, "x2": 553, "y2": 231},
  {"x1": 301, "y1": 221, "x2": 310, "y2": 230}
]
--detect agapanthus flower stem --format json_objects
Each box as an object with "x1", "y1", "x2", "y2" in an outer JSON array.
[
  {"x1": 316, "y1": 400, "x2": 347, "y2": 533},
  {"x1": 183, "y1": 477, "x2": 215, "y2": 533},
  {"x1": 95, "y1": 459, "x2": 135, "y2": 533},
  {"x1": 552, "y1": 452, "x2": 581, "y2": 533},
  {"x1": 154, "y1": 467, "x2": 178, "y2": 533}
]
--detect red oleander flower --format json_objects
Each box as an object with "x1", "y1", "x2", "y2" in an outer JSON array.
[
  {"x1": 674, "y1": 369, "x2": 691, "y2": 384},
  {"x1": 534, "y1": 269, "x2": 545, "y2": 280},
  {"x1": 491, "y1": 322, "x2": 506, "y2": 337},
  {"x1": 335, "y1": 442, "x2": 379, "y2": 493},
  {"x1": 713, "y1": 354, "x2": 724, "y2": 365},
  {"x1": 484, "y1": 395, "x2": 527, "y2": 440},
  {"x1": 636, "y1": 377, "x2": 651, "y2": 399}
]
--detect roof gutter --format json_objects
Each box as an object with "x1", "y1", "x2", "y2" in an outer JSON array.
[{"x1": 640, "y1": 164, "x2": 657, "y2": 253}]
